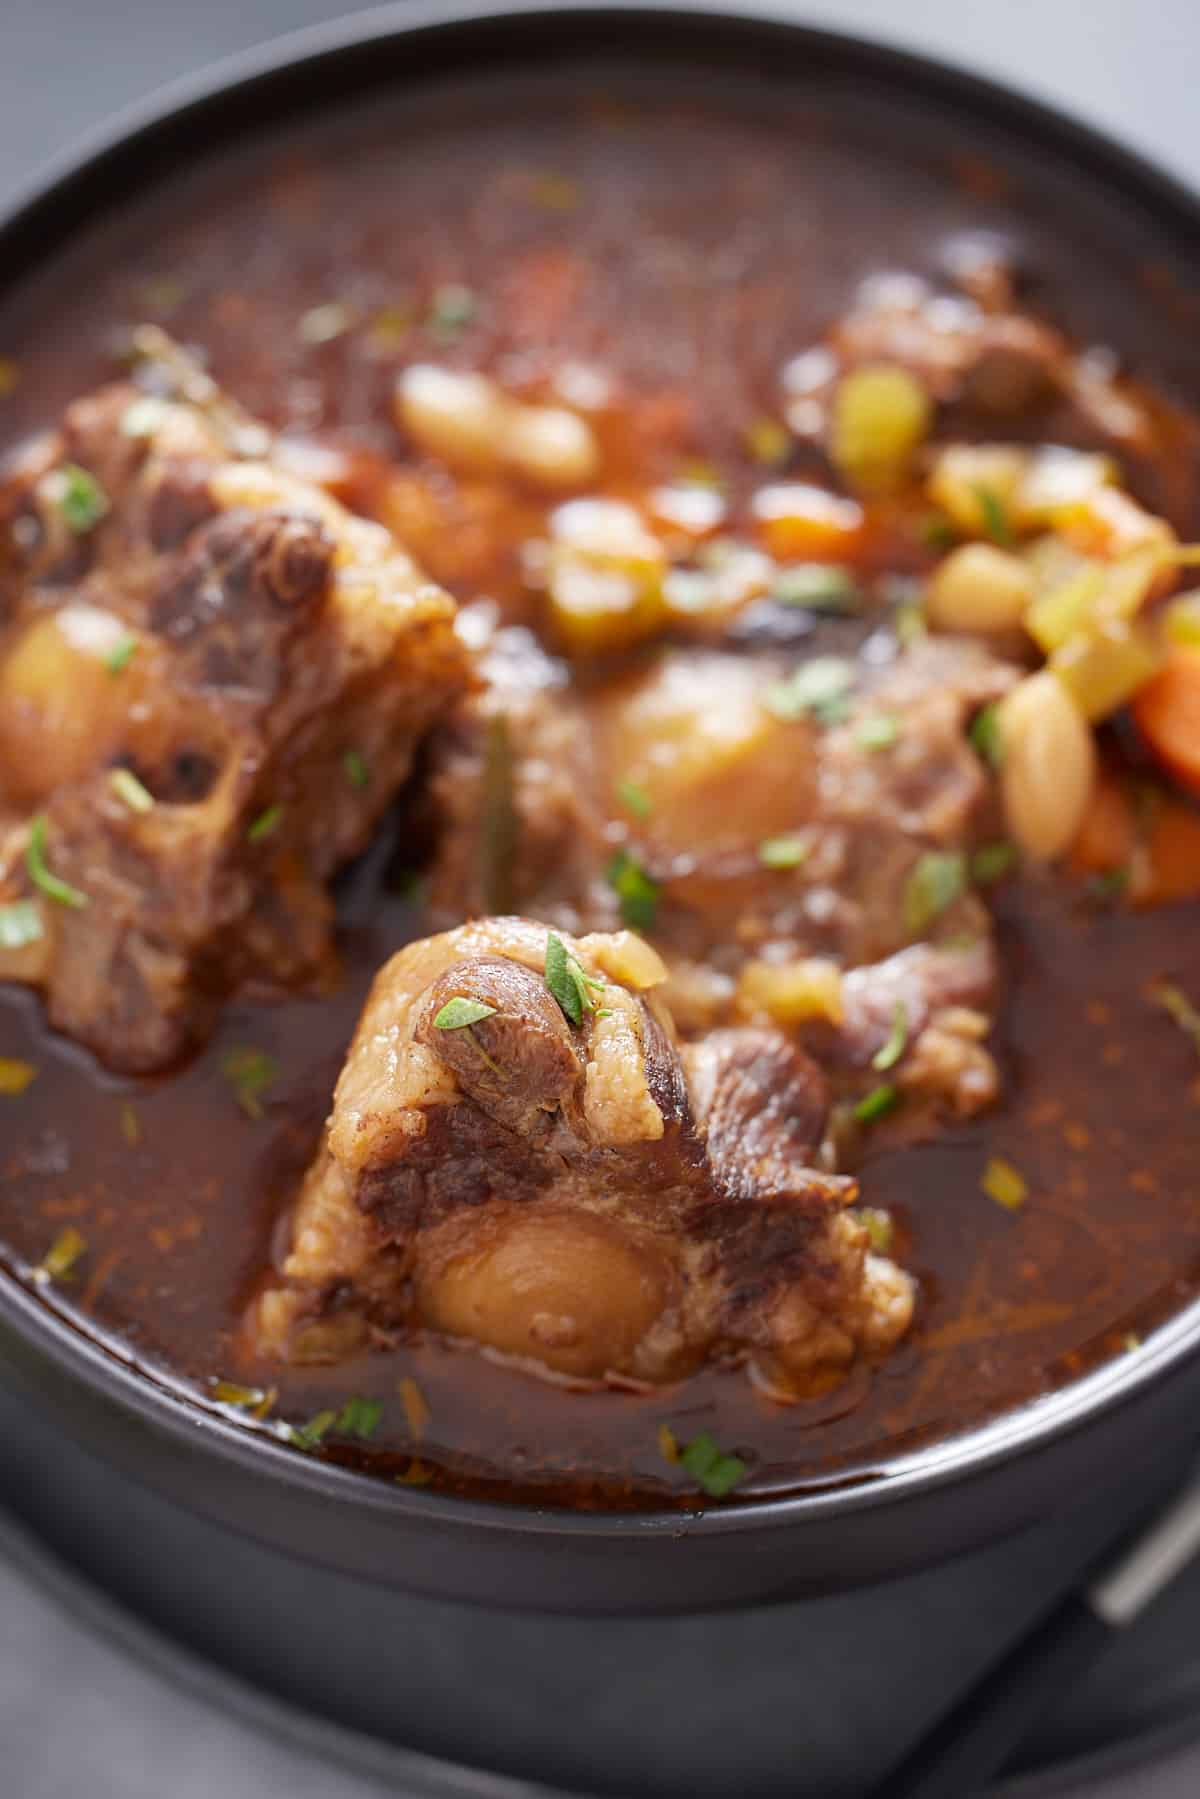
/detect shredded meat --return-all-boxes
[0,358,468,1069]
[253,917,913,1393]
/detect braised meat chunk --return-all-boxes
[0,364,468,1069]
[254,917,913,1395]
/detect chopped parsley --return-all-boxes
[49,463,109,535]
[853,1083,900,1125]
[433,996,499,1031]
[975,484,1014,546]
[969,703,1005,769]
[0,900,43,950]
[343,750,370,791]
[971,841,1017,885]
[758,833,810,870]
[856,712,901,752]
[427,283,477,341]
[0,1057,37,1096]
[771,563,862,613]
[893,599,928,647]
[336,1395,383,1440]
[677,1430,748,1499]
[765,655,856,725]
[109,768,154,814]
[982,1155,1027,1212]
[919,512,959,551]
[37,1225,86,1283]
[1086,866,1131,906]
[616,779,652,820]
[247,803,284,844]
[27,815,88,910]
[605,849,660,931]
[903,850,967,934]
[1150,981,1200,1058]
[106,633,138,676]
[544,931,603,1028]
[871,1002,909,1072]
[221,1047,279,1120]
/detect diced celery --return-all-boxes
[1051,620,1162,722]
[1025,563,1106,654]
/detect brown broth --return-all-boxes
[1,68,1198,1504]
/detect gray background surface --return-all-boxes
[3,2,1200,1796]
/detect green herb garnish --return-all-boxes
[975,485,1014,546]
[27,815,88,910]
[0,900,43,950]
[971,841,1017,885]
[856,713,901,752]
[677,1430,748,1499]
[894,600,928,647]
[51,463,109,535]
[758,834,810,870]
[969,702,1004,769]
[427,283,477,340]
[433,997,499,1031]
[37,1225,87,1283]
[109,768,154,814]
[343,750,370,791]
[616,779,652,820]
[288,1409,338,1451]
[919,513,958,551]
[221,1047,279,1120]
[857,1207,895,1255]
[903,850,967,935]
[853,1083,900,1125]
[544,931,603,1028]
[1086,866,1131,906]
[336,1395,384,1440]
[744,417,792,466]
[765,655,856,725]
[871,1002,909,1072]
[771,563,861,613]
[247,804,284,844]
[605,849,660,931]
[106,633,138,676]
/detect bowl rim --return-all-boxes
[3,0,1200,1544]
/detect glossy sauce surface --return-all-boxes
[1,67,1198,1502]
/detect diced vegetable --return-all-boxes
[1165,592,1200,647]
[546,498,666,657]
[927,445,1026,539]
[856,713,901,751]
[969,703,1004,768]
[743,417,791,466]
[0,1057,37,1096]
[926,543,1034,634]
[0,900,43,950]
[758,833,810,869]
[1137,801,1200,906]
[1057,486,1175,562]
[771,563,862,613]
[1050,620,1162,722]
[982,1156,1027,1211]
[765,656,855,724]
[737,957,844,1026]
[751,482,864,561]
[247,804,284,843]
[109,768,155,814]
[971,841,1017,885]
[829,365,931,490]
[1134,647,1200,796]
[27,815,88,909]
[1025,564,1107,655]
[399,1376,431,1441]
[677,1430,748,1498]
[999,671,1097,860]
[221,1047,279,1119]
[1016,447,1115,523]
[857,1207,894,1254]
[37,1225,87,1280]
[872,1002,909,1071]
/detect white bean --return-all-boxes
[999,670,1096,860]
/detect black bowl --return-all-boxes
[3,0,1200,1619]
